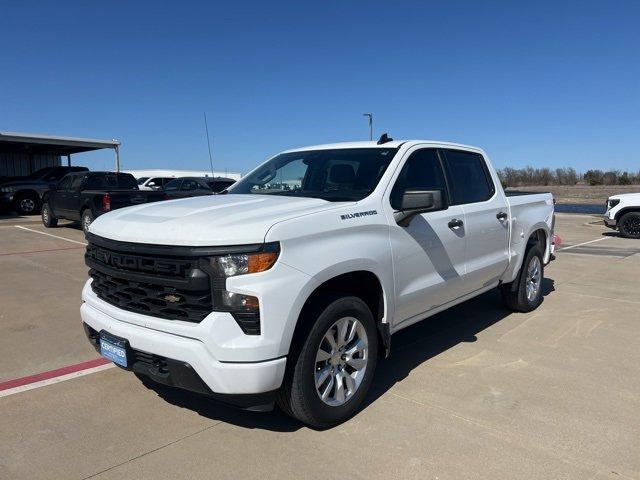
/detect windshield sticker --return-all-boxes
[340,210,378,220]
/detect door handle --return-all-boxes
[448,218,464,229]
[496,212,508,221]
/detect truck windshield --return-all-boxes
[228,148,398,201]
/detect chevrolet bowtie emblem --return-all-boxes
[163,294,182,303]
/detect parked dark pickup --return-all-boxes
[41,171,165,232]
[0,166,89,215]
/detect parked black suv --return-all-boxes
[162,176,236,199]
[41,171,165,232]
[0,166,89,214]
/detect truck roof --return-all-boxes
[282,139,484,153]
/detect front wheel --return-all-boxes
[277,295,378,428]
[501,243,544,312]
[618,212,640,239]
[14,192,40,215]
[81,209,94,233]
[41,203,58,228]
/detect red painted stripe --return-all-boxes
[0,357,110,391]
[0,245,85,256]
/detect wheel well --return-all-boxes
[290,271,386,357]
[616,207,640,221]
[528,228,547,248]
[13,189,39,201]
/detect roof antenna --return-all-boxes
[203,112,214,177]
[377,133,393,145]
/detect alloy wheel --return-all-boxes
[20,198,36,213]
[314,316,369,407]
[526,256,541,302]
[622,216,640,236]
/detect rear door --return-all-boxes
[441,149,509,293]
[388,147,468,326]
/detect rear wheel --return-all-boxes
[81,209,94,233]
[618,212,640,239]
[41,203,58,228]
[14,192,40,215]
[501,243,544,312]
[277,295,378,428]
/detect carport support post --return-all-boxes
[114,145,120,172]
[66,154,71,166]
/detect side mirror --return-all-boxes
[394,189,447,226]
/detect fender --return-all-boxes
[502,221,550,284]
[279,261,393,359]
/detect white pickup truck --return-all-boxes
[81,137,555,427]
[604,193,640,238]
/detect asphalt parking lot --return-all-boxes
[1,214,638,480]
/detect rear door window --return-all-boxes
[441,149,494,205]
[86,176,107,189]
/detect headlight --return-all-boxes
[208,249,278,277]
[0,186,15,193]
[608,199,620,209]
[202,242,280,335]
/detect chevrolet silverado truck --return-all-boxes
[81,138,555,427]
[604,193,640,238]
[41,171,164,232]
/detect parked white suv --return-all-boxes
[81,138,555,427]
[604,193,640,238]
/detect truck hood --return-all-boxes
[609,192,640,201]
[88,194,345,246]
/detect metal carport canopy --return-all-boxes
[0,131,121,170]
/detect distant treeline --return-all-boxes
[497,167,640,187]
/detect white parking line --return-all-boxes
[557,237,609,252]
[14,225,87,245]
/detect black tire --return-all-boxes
[618,211,640,239]
[277,295,378,428]
[14,192,40,215]
[501,243,545,312]
[41,203,58,228]
[81,209,94,233]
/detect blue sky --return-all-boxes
[1,1,638,173]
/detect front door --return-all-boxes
[388,147,468,327]
[52,175,73,217]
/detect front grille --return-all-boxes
[86,240,213,323]
[86,243,193,277]
[89,269,212,322]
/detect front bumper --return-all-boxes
[0,192,13,210]
[80,299,287,396]
[604,216,617,229]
